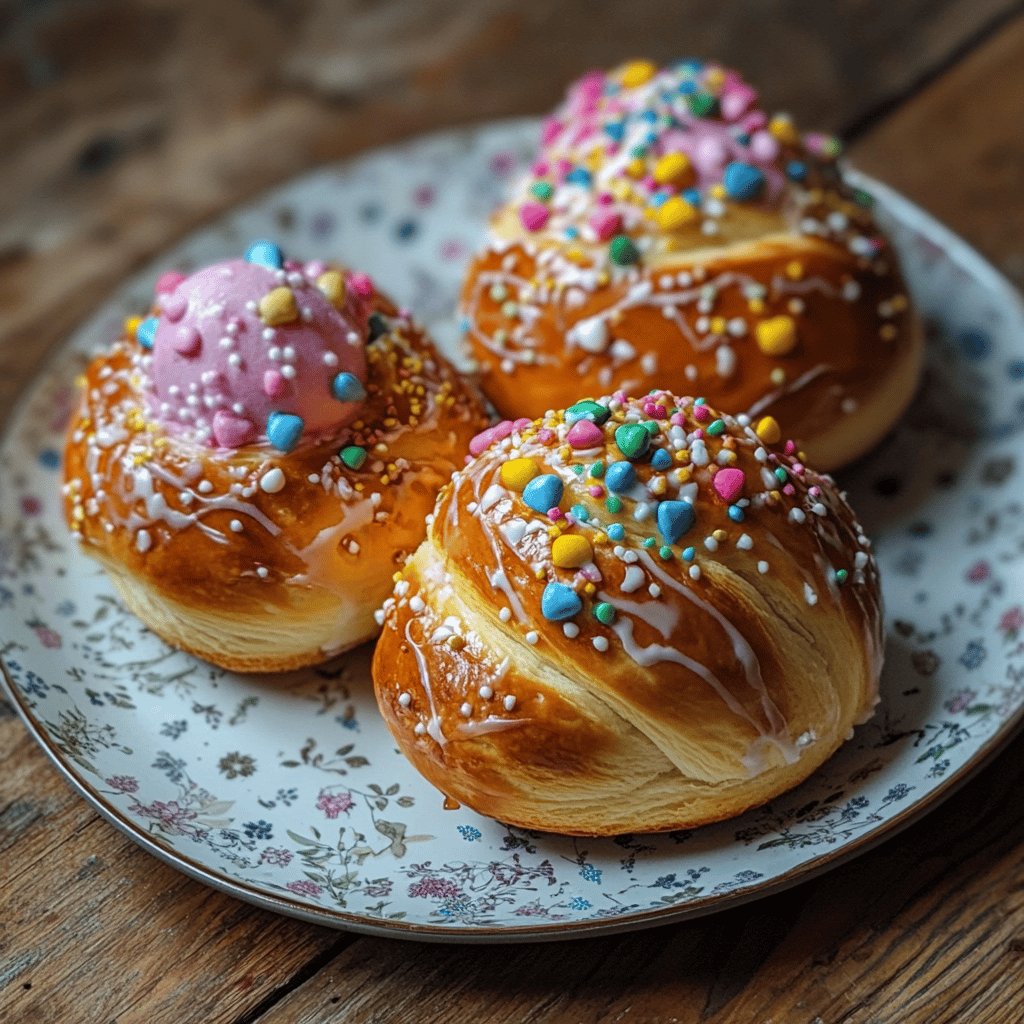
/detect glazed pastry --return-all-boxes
[64,242,487,671]
[373,392,883,834]
[460,59,922,470]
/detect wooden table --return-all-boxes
[2,4,1023,1021]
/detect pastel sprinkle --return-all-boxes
[211,411,256,449]
[723,161,766,201]
[713,467,746,503]
[590,209,622,242]
[755,316,798,356]
[522,474,564,514]
[566,400,611,425]
[340,445,367,470]
[605,460,637,492]
[607,523,625,541]
[609,234,640,266]
[266,412,304,453]
[501,457,540,491]
[614,423,651,459]
[259,467,286,494]
[552,534,592,568]
[755,416,782,443]
[258,287,299,327]
[332,372,367,403]
[245,240,285,269]
[593,602,616,625]
[519,201,551,231]
[541,582,582,621]
[605,495,623,514]
[706,419,726,436]
[650,448,672,470]
[567,419,604,449]
[136,317,158,350]
[656,500,696,545]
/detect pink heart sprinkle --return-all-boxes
[155,271,186,296]
[713,467,746,504]
[162,294,188,323]
[212,411,256,449]
[469,418,532,457]
[567,419,604,449]
[519,201,551,232]
[693,405,711,422]
[589,209,621,242]
[263,370,286,398]
[172,326,201,356]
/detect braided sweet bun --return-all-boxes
[372,391,883,835]
[460,59,922,471]
[63,243,487,672]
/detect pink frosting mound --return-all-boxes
[147,256,371,449]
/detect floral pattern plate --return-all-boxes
[2,120,1023,942]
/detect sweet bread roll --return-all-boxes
[372,391,883,834]
[63,243,487,671]
[460,59,922,470]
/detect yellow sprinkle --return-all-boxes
[713,529,728,542]
[710,316,727,335]
[755,416,782,444]
[785,261,804,280]
[534,566,546,580]
[748,298,766,315]
[656,196,699,231]
[755,315,798,356]
[316,270,346,308]
[500,458,538,491]
[625,158,647,179]
[769,114,799,146]
[594,532,609,545]
[709,183,727,200]
[583,582,597,596]
[880,324,898,341]
[653,152,693,187]
[619,59,658,88]
[704,67,726,89]
[259,287,299,327]
[648,475,667,496]
[552,534,593,569]
[124,315,142,339]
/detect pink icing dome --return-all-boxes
[146,254,371,449]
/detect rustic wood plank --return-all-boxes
[851,12,1024,285]
[247,736,1024,1024]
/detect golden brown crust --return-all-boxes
[63,286,488,671]
[372,392,883,834]
[459,59,922,471]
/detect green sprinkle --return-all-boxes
[529,181,553,201]
[835,568,849,585]
[572,464,585,475]
[614,423,651,460]
[687,92,719,118]
[593,602,616,625]
[340,445,367,470]
[774,467,789,484]
[605,495,623,514]
[659,545,673,560]
[707,419,726,436]
[566,400,611,425]
[643,537,656,548]
[609,234,640,266]
[588,461,605,479]
[642,420,660,436]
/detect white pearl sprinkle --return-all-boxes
[498,607,511,622]
[256,566,269,579]
[260,467,286,494]
[503,695,517,711]
[459,702,472,718]
[592,636,609,652]
[525,631,539,645]
[478,685,493,700]
[398,692,412,707]
[562,622,580,638]
[280,365,296,379]
[229,519,244,533]
[758,560,770,574]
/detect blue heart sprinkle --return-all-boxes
[565,168,592,187]
[522,474,564,514]
[266,412,304,453]
[604,122,626,142]
[651,448,672,470]
[332,372,366,403]
[657,500,696,545]
[723,161,766,201]
[604,461,637,494]
[136,316,159,350]
[245,240,284,270]
[786,160,807,182]
[541,582,582,622]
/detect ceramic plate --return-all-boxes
[3,120,1023,942]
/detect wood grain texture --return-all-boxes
[1,4,1023,1023]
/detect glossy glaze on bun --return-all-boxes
[460,59,922,470]
[63,244,488,671]
[372,391,883,834]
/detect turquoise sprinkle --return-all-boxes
[571,503,590,522]
[643,537,656,548]
[607,523,625,542]
[728,505,745,522]
[707,419,726,436]
[659,546,673,560]
[682,546,696,561]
